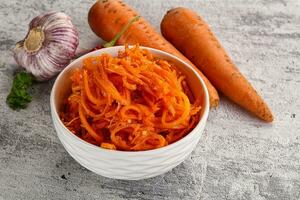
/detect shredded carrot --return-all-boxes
[78,105,103,144]
[101,142,117,150]
[60,45,202,151]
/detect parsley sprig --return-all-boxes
[6,72,33,110]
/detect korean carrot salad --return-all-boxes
[60,45,202,151]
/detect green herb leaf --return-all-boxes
[6,72,33,110]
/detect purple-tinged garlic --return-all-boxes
[13,12,79,81]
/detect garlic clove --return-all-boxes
[13,12,79,81]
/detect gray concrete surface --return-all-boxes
[1,0,300,199]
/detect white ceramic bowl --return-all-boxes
[50,46,209,180]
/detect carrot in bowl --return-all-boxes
[161,7,273,122]
[60,45,202,151]
[88,0,219,107]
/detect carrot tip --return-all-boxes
[210,98,219,108]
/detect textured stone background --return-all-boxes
[0,0,300,199]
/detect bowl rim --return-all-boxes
[50,45,209,155]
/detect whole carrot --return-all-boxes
[161,7,273,122]
[88,0,219,107]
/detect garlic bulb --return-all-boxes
[13,12,79,81]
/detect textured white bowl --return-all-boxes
[50,46,209,180]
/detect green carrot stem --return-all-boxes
[103,15,140,48]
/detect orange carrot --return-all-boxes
[88,0,219,107]
[161,7,273,122]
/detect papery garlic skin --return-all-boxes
[14,12,79,81]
